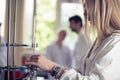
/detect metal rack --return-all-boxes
[0,0,38,80]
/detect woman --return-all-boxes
[46,29,72,68]
[24,0,120,80]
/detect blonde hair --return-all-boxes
[83,0,120,41]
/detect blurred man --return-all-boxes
[69,15,90,71]
[0,23,7,67]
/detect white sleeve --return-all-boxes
[60,69,83,80]
[66,47,72,68]
[60,40,120,80]
[45,46,53,60]
[61,69,103,80]
[0,38,7,67]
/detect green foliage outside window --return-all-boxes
[35,0,56,50]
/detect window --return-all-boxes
[35,0,56,50]
[0,0,6,37]
[60,3,84,50]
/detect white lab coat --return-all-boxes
[46,42,72,68]
[73,29,90,69]
[61,32,120,80]
[0,37,7,67]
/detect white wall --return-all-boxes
[22,0,34,45]
[0,0,6,37]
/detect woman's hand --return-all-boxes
[23,55,57,72]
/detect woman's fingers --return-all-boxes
[29,58,38,62]
[30,55,40,58]
[30,55,41,62]
[23,54,56,72]
[25,61,38,67]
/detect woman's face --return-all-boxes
[84,1,96,25]
[83,2,90,21]
[58,31,66,41]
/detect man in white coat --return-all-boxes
[69,15,90,70]
[0,23,7,67]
